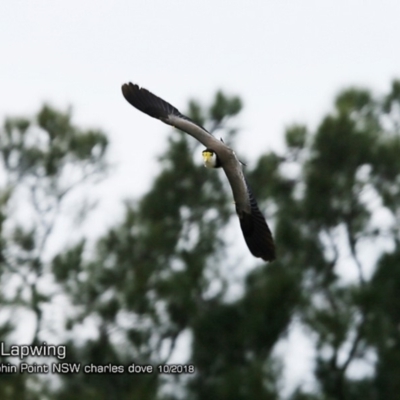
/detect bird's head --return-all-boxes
[202,149,221,168]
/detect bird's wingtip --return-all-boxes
[239,208,275,262]
[121,82,138,97]
[121,82,178,121]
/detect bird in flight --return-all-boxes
[121,83,275,262]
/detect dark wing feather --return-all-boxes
[238,181,275,262]
[122,83,208,132]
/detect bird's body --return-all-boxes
[122,83,275,261]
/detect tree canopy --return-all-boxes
[0,81,400,399]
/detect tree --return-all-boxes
[0,105,108,398]
[1,81,400,400]
[275,81,400,400]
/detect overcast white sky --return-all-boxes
[1,0,400,393]
[2,0,400,215]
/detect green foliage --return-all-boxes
[0,104,108,396]
[1,105,107,180]
[1,81,400,400]
[382,79,400,113]
[53,240,86,281]
[335,88,373,115]
[285,124,308,151]
[252,81,400,400]
[210,90,242,124]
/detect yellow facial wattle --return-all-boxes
[202,151,213,162]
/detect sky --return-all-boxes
[2,0,400,394]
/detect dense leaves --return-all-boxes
[1,81,400,399]
[0,104,108,397]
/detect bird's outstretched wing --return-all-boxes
[122,83,218,149]
[122,82,275,261]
